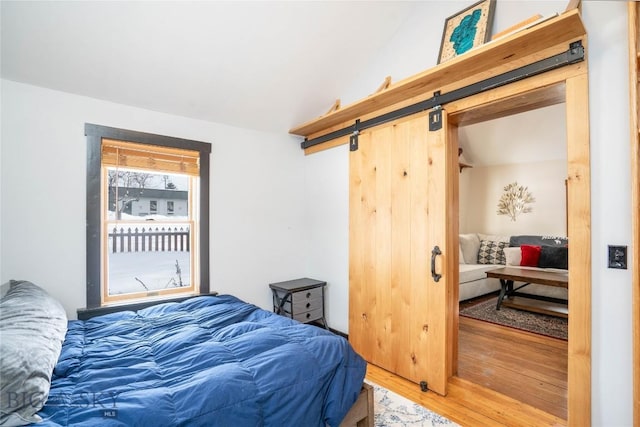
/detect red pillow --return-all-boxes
[520,245,542,266]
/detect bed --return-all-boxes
[0,281,368,426]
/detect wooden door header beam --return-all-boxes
[299,42,584,150]
[289,9,586,140]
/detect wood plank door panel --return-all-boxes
[349,111,450,395]
[425,110,450,394]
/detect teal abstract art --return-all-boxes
[450,9,482,55]
[438,0,495,64]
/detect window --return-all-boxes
[85,124,211,308]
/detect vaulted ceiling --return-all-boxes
[2,1,567,166]
[1,1,418,133]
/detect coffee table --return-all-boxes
[485,267,569,318]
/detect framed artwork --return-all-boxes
[438,0,496,64]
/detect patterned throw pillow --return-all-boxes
[477,240,507,265]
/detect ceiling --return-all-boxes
[1,1,418,134]
[458,103,567,167]
[2,1,568,166]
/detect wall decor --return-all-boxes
[438,0,496,64]
[497,181,535,221]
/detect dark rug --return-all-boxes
[459,297,568,340]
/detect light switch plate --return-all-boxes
[608,245,627,269]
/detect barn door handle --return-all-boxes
[431,246,442,282]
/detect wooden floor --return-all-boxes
[458,315,568,419]
[365,316,568,426]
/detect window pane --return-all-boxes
[110,253,190,294]
[106,168,189,220]
[105,167,194,298]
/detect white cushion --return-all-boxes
[459,234,480,264]
[503,247,522,266]
[459,245,465,264]
[459,263,501,283]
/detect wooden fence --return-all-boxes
[108,226,190,253]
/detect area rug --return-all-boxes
[367,381,458,427]
[459,297,568,340]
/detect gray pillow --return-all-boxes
[0,281,67,426]
[538,246,569,270]
[509,235,568,247]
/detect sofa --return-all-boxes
[458,233,569,302]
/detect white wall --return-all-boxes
[303,2,633,424]
[583,3,633,425]
[457,102,568,237]
[0,79,307,319]
[302,144,350,332]
[460,160,568,236]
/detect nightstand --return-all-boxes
[269,278,328,329]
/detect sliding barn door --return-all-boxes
[349,110,453,395]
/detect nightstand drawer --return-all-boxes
[291,287,322,303]
[293,308,323,323]
[281,298,322,315]
[281,289,322,313]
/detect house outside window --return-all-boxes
[105,169,193,300]
[85,124,211,308]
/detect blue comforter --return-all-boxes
[36,295,366,426]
